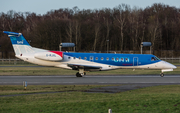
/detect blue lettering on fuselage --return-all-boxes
[113,57,130,62]
[63,52,160,66]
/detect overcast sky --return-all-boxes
[1,0,180,15]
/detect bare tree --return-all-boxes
[128,7,140,50]
[148,17,161,51]
[93,10,101,51]
[138,13,146,47]
[93,23,101,51]
[113,4,130,52]
[0,13,6,31]
[73,20,81,51]
[66,21,73,43]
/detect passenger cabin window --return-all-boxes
[111,57,114,61]
[84,57,87,60]
[90,57,93,60]
[68,57,71,59]
[95,57,98,60]
[79,57,81,59]
[106,57,109,61]
[101,57,104,60]
[125,58,128,61]
[120,58,124,62]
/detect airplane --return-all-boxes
[3,31,177,77]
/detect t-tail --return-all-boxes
[3,31,62,65]
[3,31,34,56]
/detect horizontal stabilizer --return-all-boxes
[3,31,21,36]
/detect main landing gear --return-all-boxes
[76,69,86,77]
[160,73,164,77]
[76,72,86,77]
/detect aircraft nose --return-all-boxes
[161,61,177,69]
[172,64,177,69]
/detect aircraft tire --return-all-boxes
[76,72,83,77]
[160,73,164,77]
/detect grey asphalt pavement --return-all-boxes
[1,75,180,97]
[0,75,180,85]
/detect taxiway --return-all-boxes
[0,75,180,85]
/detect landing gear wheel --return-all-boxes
[160,73,164,77]
[76,72,83,77]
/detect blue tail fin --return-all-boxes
[3,31,33,55]
[3,31,30,46]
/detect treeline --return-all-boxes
[0,3,180,56]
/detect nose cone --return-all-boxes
[159,61,177,69]
[172,64,177,69]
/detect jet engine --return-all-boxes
[34,51,63,61]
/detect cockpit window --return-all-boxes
[151,56,160,61]
[151,57,155,61]
[155,56,160,60]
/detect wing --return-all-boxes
[67,63,102,70]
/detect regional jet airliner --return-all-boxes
[3,31,176,77]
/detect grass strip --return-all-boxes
[0,85,110,95]
[0,65,179,75]
[0,85,180,112]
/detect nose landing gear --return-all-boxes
[160,73,164,77]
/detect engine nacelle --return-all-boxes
[34,51,63,61]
